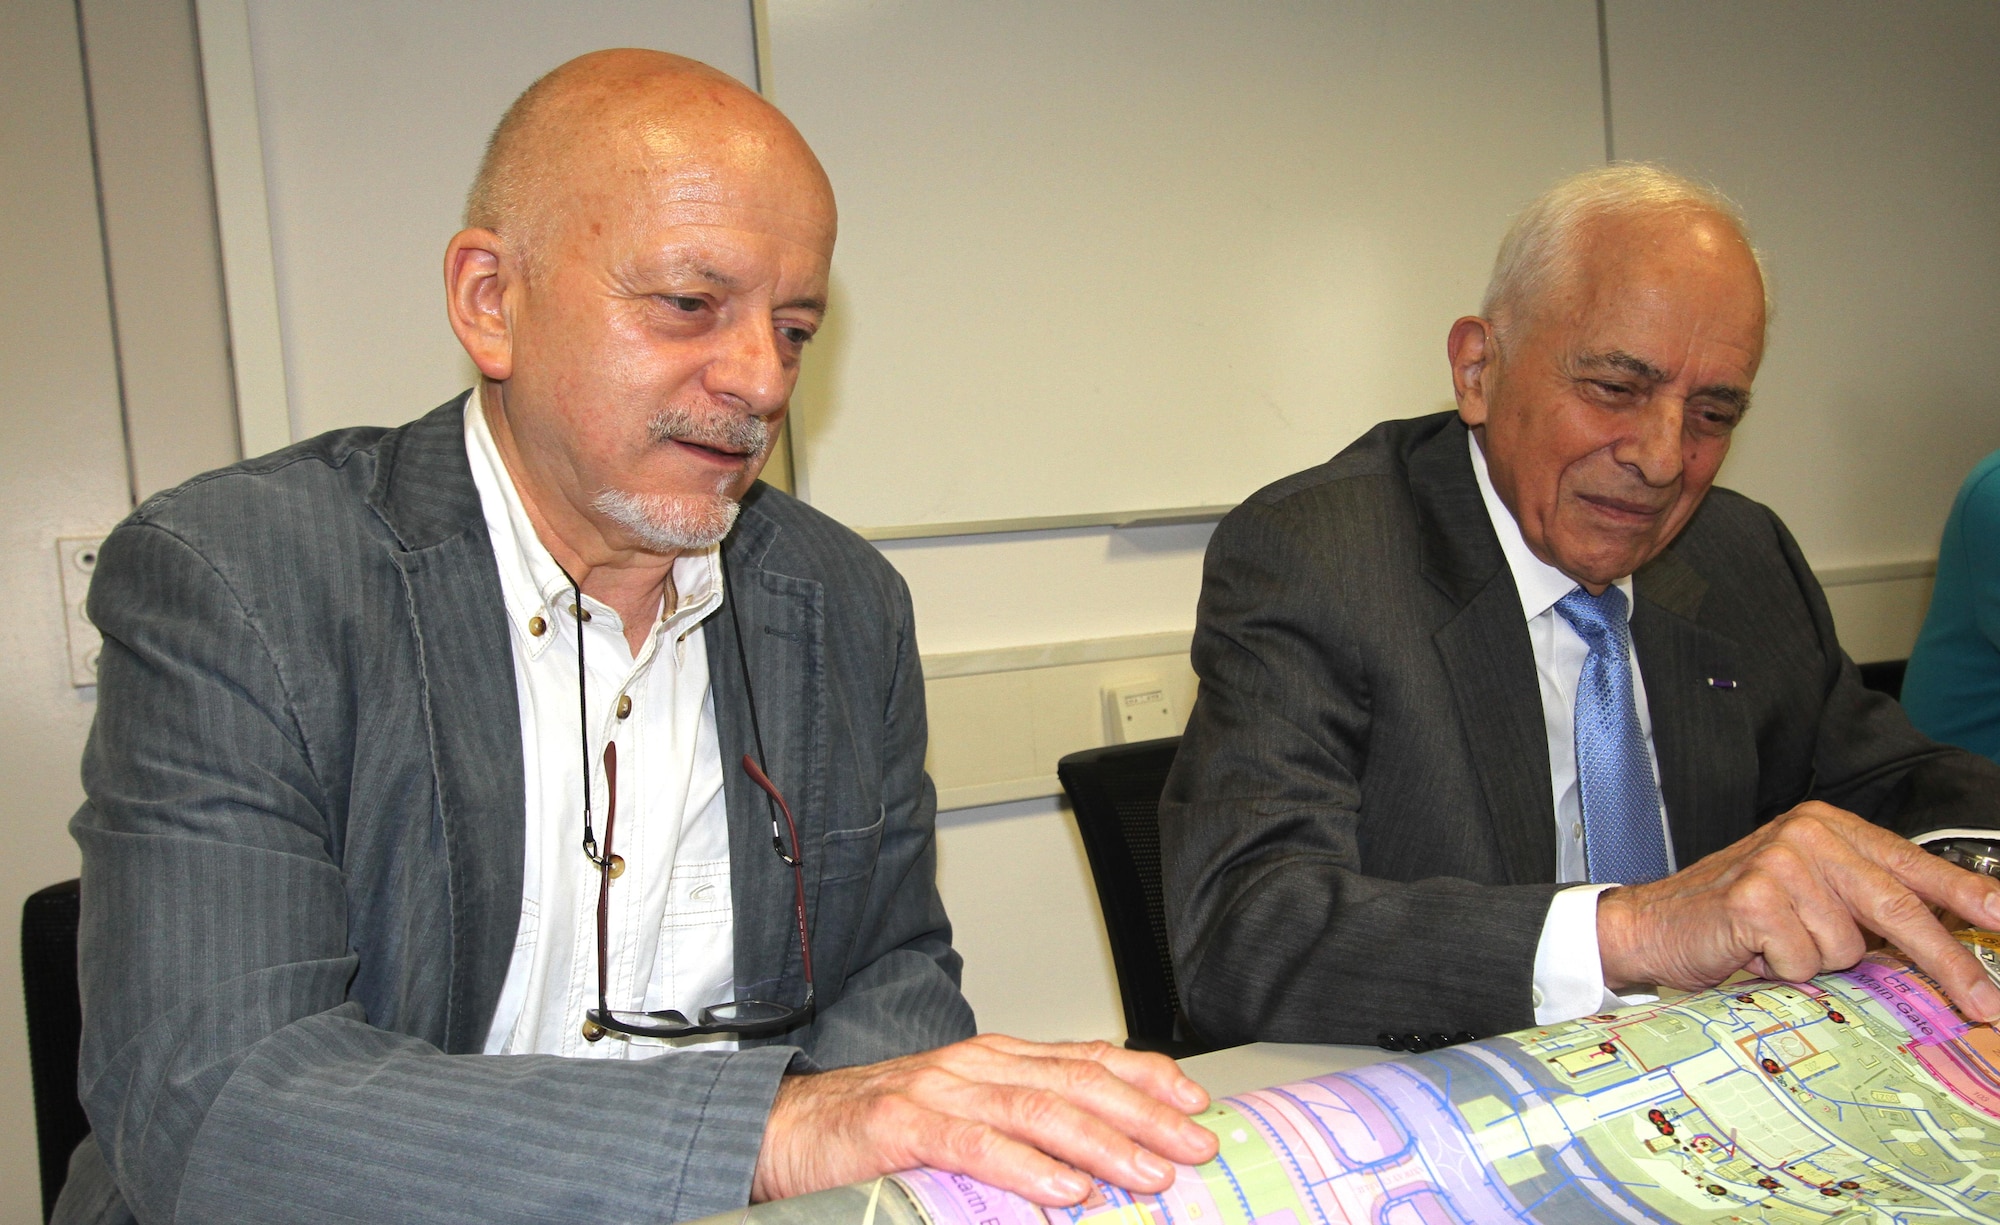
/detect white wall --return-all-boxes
[230,0,759,442]
[2,3,241,1217]
[1,6,143,1218]
[765,0,1604,532]
[937,800,1125,1042]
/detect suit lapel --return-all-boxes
[370,396,525,1053]
[1412,421,1557,884]
[707,491,826,1009]
[1633,548,1757,865]
[1432,576,1559,884]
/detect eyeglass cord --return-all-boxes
[724,564,798,867]
[558,567,611,871]
[562,558,790,869]
[572,544,816,1037]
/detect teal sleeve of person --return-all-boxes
[1904,448,2000,762]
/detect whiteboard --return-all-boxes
[765,1,1605,531]
[229,0,758,442]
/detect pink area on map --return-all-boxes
[894,1157,1234,1225]
[892,1063,1509,1225]
[893,1168,1053,1225]
[1837,961,1969,1046]
[1232,1076,1410,1170]
[1910,1039,2000,1121]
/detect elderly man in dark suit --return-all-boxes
[64,49,1215,1225]
[1161,164,2000,1049]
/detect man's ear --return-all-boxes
[1446,315,1496,428]
[445,229,515,381]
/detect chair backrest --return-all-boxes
[1057,737,1209,1057]
[1858,658,1908,701]
[22,879,88,1223]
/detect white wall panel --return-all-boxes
[0,2,140,1214]
[234,0,757,442]
[768,0,1604,531]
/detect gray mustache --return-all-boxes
[646,406,769,457]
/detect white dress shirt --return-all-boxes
[1467,431,1675,1024]
[465,394,739,1058]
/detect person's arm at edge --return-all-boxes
[1972,462,2000,655]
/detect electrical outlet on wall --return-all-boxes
[1104,677,1177,744]
[57,536,105,688]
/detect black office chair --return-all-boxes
[22,879,88,1223]
[1057,737,1211,1058]
[1858,658,1908,701]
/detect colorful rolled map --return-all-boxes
[695,931,2000,1225]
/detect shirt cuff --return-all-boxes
[1532,884,1658,1025]
[1911,828,2000,844]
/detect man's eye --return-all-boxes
[662,295,706,313]
[1691,406,1742,435]
[778,326,815,347]
[1591,380,1633,397]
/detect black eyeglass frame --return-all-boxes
[563,566,817,1043]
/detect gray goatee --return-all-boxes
[592,405,770,552]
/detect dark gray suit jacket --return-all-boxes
[1160,412,2000,1047]
[60,397,973,1224]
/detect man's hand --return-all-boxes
[1597,801,2000,1019]
[751,1034,1219,1206]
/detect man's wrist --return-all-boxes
[1531,884,1620,1024]
[1596,886,1651,995]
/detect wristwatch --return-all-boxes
[1926,837,2000,880]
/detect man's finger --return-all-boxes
[1911,855,2000,931]
[1822,853,2000,1022]
[928,1080,1181,1198]
[969,1035,1210,1114]
[1888,922,2000,1023]
[939,1043,1216,1166]
[1826,817,2000,929]
[912,1110,1095,1206]
[1781,863,1871,973]
[1736,868,1830,983]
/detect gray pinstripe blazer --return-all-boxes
[59,396,973,1224]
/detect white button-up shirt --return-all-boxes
[1468,430,1674,1024]
[466,394,738,1058]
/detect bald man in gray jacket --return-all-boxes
[64,49,1213,1225]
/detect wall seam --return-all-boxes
[70,0,139,509]
[1596,0,1615,162]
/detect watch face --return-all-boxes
[1930,838,2000,880]
[1960,929,2000,989]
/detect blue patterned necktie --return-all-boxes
[1554,585,1672,885]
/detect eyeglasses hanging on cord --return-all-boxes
[557,565,814,1043]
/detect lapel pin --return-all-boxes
[1707,677,1738,689]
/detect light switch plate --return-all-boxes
[1105,677,1177,744]
[57,536,105,687]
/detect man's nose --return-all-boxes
[705,315,789,416]
[1621,397,1687,487]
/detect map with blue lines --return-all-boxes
[892,930,2000,1225]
